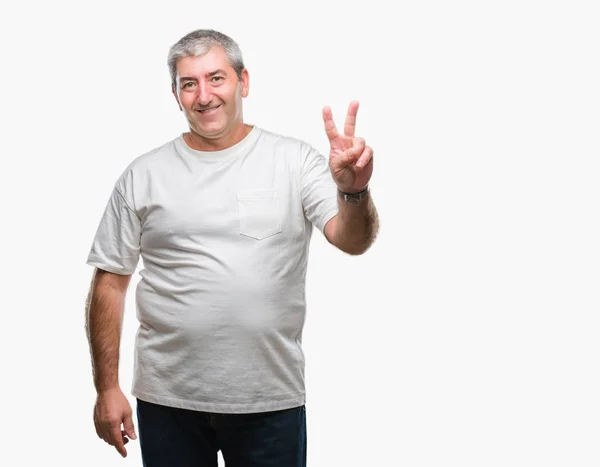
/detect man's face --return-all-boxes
[173,47,249,140]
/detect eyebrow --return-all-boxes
[179,69,228,82]
[208,69,227,77]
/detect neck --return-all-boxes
[185,123,252,151]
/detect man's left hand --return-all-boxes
[322,100,374,193]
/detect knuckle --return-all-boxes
[107,416,121,425]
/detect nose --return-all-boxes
[195,83,213,106]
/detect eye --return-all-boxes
[181,82,196,89]
[211,76,224,83]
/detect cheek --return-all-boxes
[178,93,195,109]
[219,86,239,103]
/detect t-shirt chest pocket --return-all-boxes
[237,189,282,240]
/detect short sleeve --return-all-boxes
[301,145,339,234]
[86,181,141,275]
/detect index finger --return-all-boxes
[344,100,360,137]
[110,426,127,457]
[322,106,339,142]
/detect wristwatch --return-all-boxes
[337,186,370,205]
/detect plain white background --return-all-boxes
[1,0,599,465]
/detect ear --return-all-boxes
[172,86,183,111]
[240,68,250,98]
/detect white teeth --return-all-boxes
[199,106,219,113]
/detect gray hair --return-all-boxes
[167,29,245,88]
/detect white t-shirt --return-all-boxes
[86,126,339,413]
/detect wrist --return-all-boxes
[337,186,370,205]
[337,185,369,195]
[94,379,120,394]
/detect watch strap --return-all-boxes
[337,186,370,204]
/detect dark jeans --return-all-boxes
[136,398,307,467]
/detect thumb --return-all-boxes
[346,148,359,164]
[330,149,351,170]
[123,412,137,440]
[346,145,363,163]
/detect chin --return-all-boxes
[192,123,226,138]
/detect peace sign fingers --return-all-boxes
[344,100,359,138]
[323,101,360,144]
[322,106,340,143]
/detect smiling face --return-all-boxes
[173,46,249,150]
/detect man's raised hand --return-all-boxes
[322,100,374,193]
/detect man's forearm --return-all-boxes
[85,270,128,392]
[330,192,379,255]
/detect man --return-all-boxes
[85,29,379,466]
